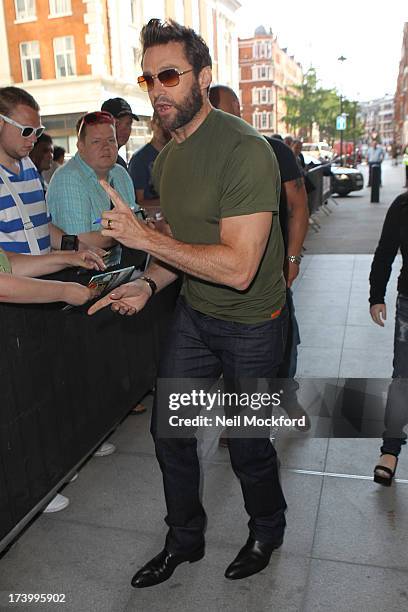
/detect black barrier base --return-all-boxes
[0,265,179,553]
[370,164,381,203]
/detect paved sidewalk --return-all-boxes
[1,161,407,612]
[296,157,405,379]
[304,160,407,254]
[293,253,399,379]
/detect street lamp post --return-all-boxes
[338,55,347,164]
[352,100,358,167]
[340,93,344,163]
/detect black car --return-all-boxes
[330,165,364,196]
[303,154,364,196]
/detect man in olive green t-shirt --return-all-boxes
[89,19,288,588]
[152,108,286,323]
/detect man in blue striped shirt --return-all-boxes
[0,86,112,514]
[0,87,65,255]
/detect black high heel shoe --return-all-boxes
[374,454,399,487]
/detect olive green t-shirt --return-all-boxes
[152,109,285,324]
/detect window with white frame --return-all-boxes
[253,41,272,59]
[53,36,76,78]
[49,0,71,16]
[175,0,185,24]
[261,112,268,128]
[130,0,137,24]
[132,47,139,74]
[144,0,165,22]
[191,0,200,32]
[224,32,231,67]
[15,0,36,20]
[259,65,270,79]
[252,87,273,105]
[253,64,271,81]
[206,7,215,59]
[252,111,273,131]
[20,41,41,81]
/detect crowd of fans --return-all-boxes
[0,16,407,588]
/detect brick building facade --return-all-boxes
[239,25,302,136]
[0,0,241,157]
[359,94,394,146]
[394,22,408,148]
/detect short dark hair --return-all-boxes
[53,146,65,161]
[0,86,39,116]
[140,19,212,77]
[35,133,53,146]
[208,85,239,108]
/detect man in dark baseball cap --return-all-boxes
[101,97,139,169]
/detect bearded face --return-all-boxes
[154,78,203,132]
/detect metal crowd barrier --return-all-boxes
[306,163,335,231]
[0,259,179,554]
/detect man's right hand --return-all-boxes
[370,303,387,327]
[87,279,152,316]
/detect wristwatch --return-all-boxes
[139,276,157,296]
[287,255,302,265]
[61,234,79,251]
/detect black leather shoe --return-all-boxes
[225,537,282,580]
[131,546,204,588]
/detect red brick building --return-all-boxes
[0,0,241,156]
[394,22,408,148]
[239,25,302,136]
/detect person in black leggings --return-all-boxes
[369,191,408,485]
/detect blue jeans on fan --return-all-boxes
[150,296,288,555]
[381,294,408,456]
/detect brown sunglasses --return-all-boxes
[137,68,193,92]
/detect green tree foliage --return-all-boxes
[283,68,363,143]
[342,99,365,142]
[315,88,340,143]
[283,68,319,139]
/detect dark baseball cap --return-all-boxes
[101,98,139,120]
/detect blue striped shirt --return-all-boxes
[0,157,51,254]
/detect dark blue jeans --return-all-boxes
[151,296,288,554]
[381,294,408,456]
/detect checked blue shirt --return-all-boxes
[46,152,136,233]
